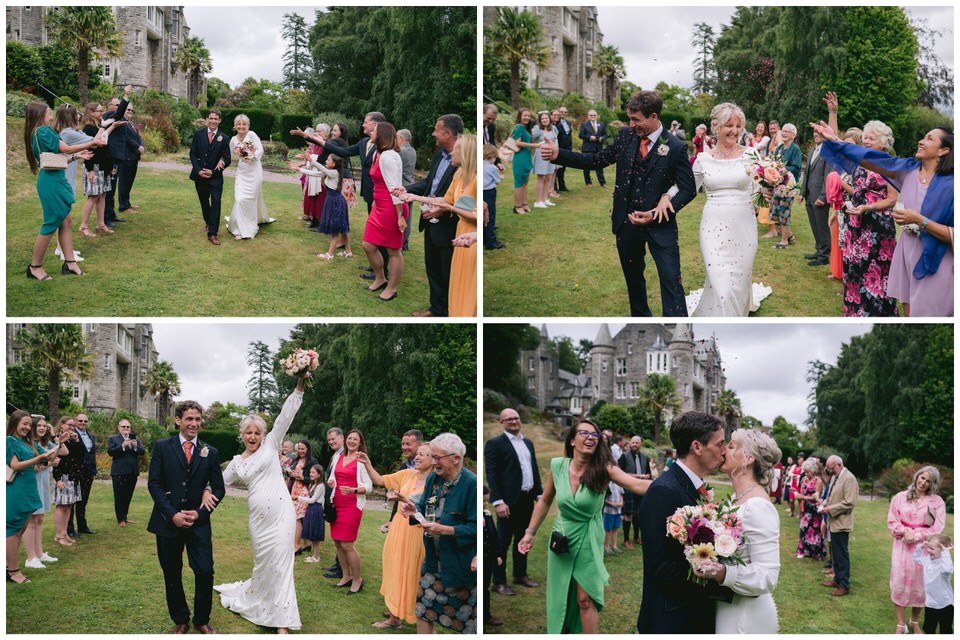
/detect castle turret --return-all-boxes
[590,324,615,406]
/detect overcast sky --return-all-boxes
[540,322,881,428]
[151,323,296,408]
[598,5,954,110]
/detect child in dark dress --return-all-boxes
[483,484,504,626]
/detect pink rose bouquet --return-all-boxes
[746,156,797,207]
[281,348,319,385]
[235,140,256,160]
[665,493,746,585]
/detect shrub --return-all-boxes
[878,459,954,503]
[171,98,201,146]
[216,108,275,142]
[261,140,289,162]
[6,40,43,92]
[483,388,509,413]
[278,112,314,148]
[312,112,359,144]
[195,429,243,459]
[6,90,39,117]
[140,127,167,155]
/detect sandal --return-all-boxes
[895,624,908,634]
[26,264,52,281]
[6,568,30,584]
[96,225,114,235]
[787,234,796,245]
[336,251,353,258]
[774,243,788,249]
[372,620,402,629]
[55,536,74,546]
[79,226,97,237]
[61,260,85,276]
[910,621,923,634]
[316,252,334,260]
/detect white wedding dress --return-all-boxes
[686,148,772,316]
[715,496,780,634]
[226,131,270,239]
[214,389,302,630]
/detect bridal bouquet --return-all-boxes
[746,156,797,207]
[235,140,256,160]
[281,348,319,381]
[666,494,746,584]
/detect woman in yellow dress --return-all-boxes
[401,134,477,316]
[356,443,433,628]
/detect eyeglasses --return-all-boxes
[431,453,455,462]
[76,420,88,424]
[93,108,103,113]
[576,430,600,440]
[501,417,521,423]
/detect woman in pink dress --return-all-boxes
[362,122,409,302]
[328,428,372,594]
[887,466,946,634]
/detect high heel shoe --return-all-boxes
[347,580,364,595]
[26,264,51,281]
[6,568,30,584]
[79,226,97,237]
[332,580,351,588]
[95,225,114,235]
[62,260,85,276]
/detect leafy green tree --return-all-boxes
[628,403,655,440]
[483,324,538,400]
[145,360,181,427]
[174,35,213,108]
[281,12,312,90]
[554,336,582,374]
[690,22,717,94]
[6,40,43,92]
[713,389,741,440]
[246,341,278,414]
[206,77,230,108]
[18,324,93,423]
[911,17,954,110]
[805,359,830,428]
[486,7,550,111]
[5,362,67,416]
[593,44,625,109]
[592,403,631,435]
[45,6,122,105]
[619,80,642,107]
[638,373,681,445]
[740,415,763,430]
[770,415,803,461]
[36,43,99,103]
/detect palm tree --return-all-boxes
[45,6,124,105]
[174,35,213,108]
[18,324,93,424]
[488,7,550,111]
[714,389,742,440]
[145,360,181,426]
[593,44,625,109]
[638,374,682,445]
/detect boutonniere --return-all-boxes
[216,135,223,143]
[657,136,670,156]
[428,495,438,506]
[199,445,210,458]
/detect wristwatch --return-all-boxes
[920,216,930,230]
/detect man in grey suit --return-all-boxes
[800,129,830,266]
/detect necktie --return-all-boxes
[697,484,709,498]
[640,137,651,158]
[484,126,490,144]
[208,130,214,144]
[183,441,193,464]
[593,121,597,134]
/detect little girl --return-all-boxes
[482,143,503,250]
[603,481,623,555]
[297,463,326,563]
[301,155,351,259]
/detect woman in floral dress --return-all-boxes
[795,458,825,560]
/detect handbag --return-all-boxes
[924,506,937,528]
[549,512,569,554]
[323,501,337,523]
[6,465,17,484]
[34,131,68,171]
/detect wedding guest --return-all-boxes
[51,416,83,545]
[788,453,805,517]
[511,108,539,214]
[618,436,651,548]
[71,413,98,536]
[77,102,121,238]
[362,122,409,302]
[483,484,504,627]
[691,123,712,164]
[814,120,954,316]
[800,129,831,266]
[579,110,607,187]
[796,457,826,560]
[299,154,352,260]
[7,410,58,583]
[24,102,107,280]
[294,128,326,227]
[296,463,326,563]
[752,121,770,155]
[602,480,624,555]
[819,455,858,596]
[53,104,89,196]
[517,419,651,633]
[327,428,373,594]
[397,129,417,250]
[327,123,357,208]
[23,416,59,569]
[106,418,144,527]
[782,456,796,515]
[111,104,144,217]
[888,466,946,634]
[400,433,477,634]
[914,533,954,634]
[322,427,345,580]
[532,112,557,208]
[356,443,432,629]
[554,106,573,192]
[289,439,319,554]
[483,143,505,250]
[771,124,802,249]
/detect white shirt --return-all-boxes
[646,124,665,147]
[505,431,534,492]
[610,443,623,462]
[378,149,404,205]
[913,547,954,609]
[674,459,706,491]
[77,429,94,453]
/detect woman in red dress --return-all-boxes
[328,428,372,594]
[362,122,409,302]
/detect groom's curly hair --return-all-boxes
[669,412,721,457]
[175,400,204,419]
[625,91,662,118]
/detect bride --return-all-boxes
[673,102,772,315]
[213,377,306,633]
[226,114,270,240]
[694,428,782,634]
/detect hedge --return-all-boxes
[278,112,314,148]
[213,107,275,142]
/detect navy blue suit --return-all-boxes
[636,462,732,634]
[578,119,607,185]
[147,435,225,627]
[107,432,144,523]
[554,126,696,316]
[109,121,143,212]
[189,128,232,237]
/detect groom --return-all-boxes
[148,400,225,634]
[189,109,232,246]
[636,412,733,634]
[541,91,696,316]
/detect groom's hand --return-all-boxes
[494,503,511,518]
[172,511,195,528]
[540,140,559,161]
[628,210,654,225]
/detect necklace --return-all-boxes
[713,145,742,159]
[919,167,930,185]
[736,484,761,503]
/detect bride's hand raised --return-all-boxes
[651,194,674,223]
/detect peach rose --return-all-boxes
[763,166,782,184]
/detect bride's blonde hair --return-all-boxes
[731,429,781,487]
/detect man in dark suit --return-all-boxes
[107,417,145,526]
[482,104,504,172]
[617,435,651,548]
[100,85,133,227]
[542,91,698,316]
[554,106,573,192]
[70,413,98,536]
[148,400,225,634]
[111,104,144,216]
[578,109,607,186]
[636,412,732,634]
[484,408,542,595]
[395,114,464,317]
[800,129,830,266]
[189,109,232,246]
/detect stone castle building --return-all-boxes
[484,6,610,105]
[6,5,194,99]
[7,323,163,421]
[521,324,727,426]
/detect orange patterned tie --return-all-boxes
[640,137,651,159]
[698,484,709,498]
[183,441,193,464]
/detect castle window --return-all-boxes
[528,357,534,371]
[627,342,633,355]
[601,359,608,373]
[102,63,111,78]
[571,396,581,411]
[135,29,142,47]
[615,382,626,399]
[11,348,23,365]
[616,358,626,376]
[71,382,81,400]
[630,381,640,398]
[104,355,111,371]
[527,376,535,390]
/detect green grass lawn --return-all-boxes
[482,420,954,634]
[6,117,433,317]
[483,176,847,316]
[6,481,460,634]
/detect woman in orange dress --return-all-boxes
[356,443,433,628]
[401,134,477,316]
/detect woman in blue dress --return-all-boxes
[23,101,112,280]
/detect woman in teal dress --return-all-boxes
[511,108,541,214]
[518,419,651,633]
[6,410,59,584]
[23,101,110,281]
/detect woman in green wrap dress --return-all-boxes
[518,419,651,633]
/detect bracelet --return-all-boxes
[920,216,930,229]
[525,528,536,535]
